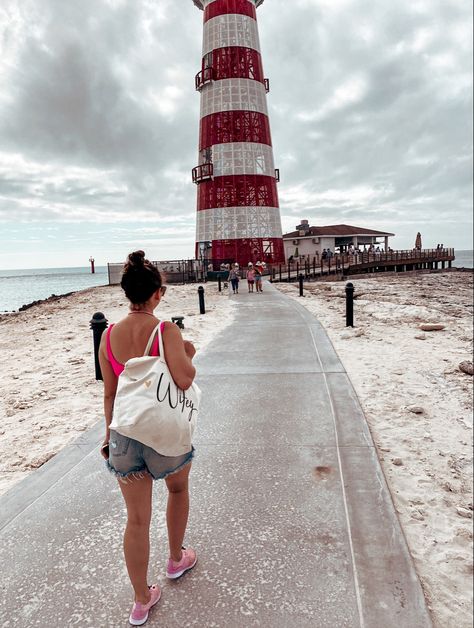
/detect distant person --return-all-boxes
[322,249,328,261]
[99,251,197,626]
[246,263,256,292]
[254,261,264,292]
[288,255,294,264]
[228,263,240,294]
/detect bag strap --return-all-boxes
[143,323,161,357]
[156,321,165,360]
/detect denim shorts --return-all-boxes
[106,430,194,481]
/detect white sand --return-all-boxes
[0,282,234,496]
[276,271,473,628]
[1,271,472,626]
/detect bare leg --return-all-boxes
[165,463,192,562]
[119,474,153,604]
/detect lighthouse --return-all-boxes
[192,0,285,267]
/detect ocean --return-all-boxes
[0,266,109,313]
[453,250,474,269]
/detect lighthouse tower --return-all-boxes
[192,0,285,267]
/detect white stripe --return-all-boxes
[196,206,282,241]
[203,142,274,178]
[200,78,268,117]
[203,14,260,56]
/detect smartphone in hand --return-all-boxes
[100,443,110,460]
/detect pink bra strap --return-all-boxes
[106,324,122,372]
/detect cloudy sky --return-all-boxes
[0,0,472,269]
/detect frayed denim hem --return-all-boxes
[156,448,195,481]
[104,446,195,483]
[104,460,150,484]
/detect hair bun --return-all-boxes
[127,250,146,268]
[121,249,162,304]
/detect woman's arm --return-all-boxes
[98,333,118,455]
[163,322,196,390]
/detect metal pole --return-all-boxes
[198,286,205,314]
[218,275,222,292]
[299,273,304,297]
[90,312,108,380]
[345,282,354,327]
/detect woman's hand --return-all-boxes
[183,340,196,359]
[100,439,110,460]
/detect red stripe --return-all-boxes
[199,111,272,150]
[208,47,264,84]
[204,0,256,22]
[197,237,285,265]
[197,175,279,211]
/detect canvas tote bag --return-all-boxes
[110,322,200,456]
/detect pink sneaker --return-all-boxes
[166,547,197,579]
[129,584,161,626]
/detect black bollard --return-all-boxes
[345,282,354,327]
[218,275,222,292]
[198,285,205,314]
[90,312,108,380]
[299,273,304,297]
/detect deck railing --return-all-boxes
[107,249,456,285]
[271,248,455,282]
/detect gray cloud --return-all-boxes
[0,0,472,255]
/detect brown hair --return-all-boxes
[120,250,162,304]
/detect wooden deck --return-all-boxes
[270,248,455,282]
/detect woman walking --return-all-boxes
[99,251,197,626]
[228,263,240,294]
[246,263,255,292]
[254,261,264,293]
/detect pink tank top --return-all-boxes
[106,322,163,376]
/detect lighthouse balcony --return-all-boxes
[195,67,214,91]
[192,163,213,184]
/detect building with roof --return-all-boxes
[282,220,395,260]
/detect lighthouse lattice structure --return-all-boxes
[192,0,285,267]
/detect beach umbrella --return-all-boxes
[294,247,299,258]
[415,232,422,249]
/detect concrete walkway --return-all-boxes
[0,282,432,627]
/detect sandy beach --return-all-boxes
[276,270,473,628]
[0,282,234,496]
[0,271,472,627]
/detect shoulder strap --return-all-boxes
[143,323,161,356]
[157,321,165,359]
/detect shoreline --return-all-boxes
[0,284,110,316]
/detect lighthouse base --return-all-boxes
[196,237,284,268]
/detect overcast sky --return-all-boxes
[0,0,472,269]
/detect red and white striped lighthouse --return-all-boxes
[192,0,285,267]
